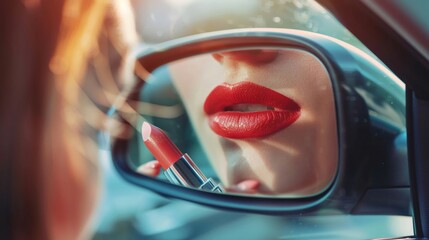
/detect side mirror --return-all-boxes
[104,29,409,215]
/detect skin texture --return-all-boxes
[169,48,338,196]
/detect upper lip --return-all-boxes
[204,81,300,115]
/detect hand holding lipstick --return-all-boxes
[138,122,260,194]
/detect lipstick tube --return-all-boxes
[142,122,223,193]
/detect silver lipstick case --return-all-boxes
[163,154,223,193]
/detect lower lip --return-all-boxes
[208,110,300,139]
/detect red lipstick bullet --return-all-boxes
[142,122,223,192]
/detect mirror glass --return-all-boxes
[127,47,338,197]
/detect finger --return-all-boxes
[227,180,260,194]
[136,160,161,177]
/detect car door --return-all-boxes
[319,0,429,237]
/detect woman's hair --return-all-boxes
[0,0,108,239]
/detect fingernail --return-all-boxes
[149,161,160,169]
[237,180,260,191]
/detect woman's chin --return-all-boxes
[253,179,326,196]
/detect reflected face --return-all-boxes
[169,48,338,195]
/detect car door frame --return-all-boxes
[318,0,429,237]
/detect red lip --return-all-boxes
[204,81,301,139]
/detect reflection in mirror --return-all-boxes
[128,47,338,197]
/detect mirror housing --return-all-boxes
[103,29,408,215]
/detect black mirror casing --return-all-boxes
[104,29,408,215]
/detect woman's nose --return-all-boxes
[212,49,279,65]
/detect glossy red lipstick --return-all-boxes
[204,81,301,139]
[142,122,223,192]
